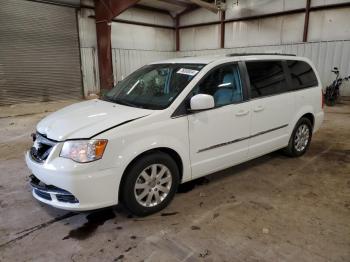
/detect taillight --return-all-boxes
[321,90,324,109]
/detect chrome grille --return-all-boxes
[30,133,56,163]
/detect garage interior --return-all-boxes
[0,0,350,261]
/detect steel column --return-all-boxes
[175,16,180,51]
[94,0,139,91]
[303,0,311,42]
[220,10,225,48]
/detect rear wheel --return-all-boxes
[120,152,180,216]
[284,118,313,157]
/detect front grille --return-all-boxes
[30,132,56,163]
[34,189,52,200]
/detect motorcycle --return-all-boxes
[324,67,350,106]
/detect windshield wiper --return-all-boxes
[105,97,143,108]
[115,99,138,107]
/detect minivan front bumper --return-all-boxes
[25,151,120,211]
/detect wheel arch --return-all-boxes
[300,112,315,128]
[118,147,183,201]
[289,106,315,136]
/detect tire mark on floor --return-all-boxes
[0,212,79,249]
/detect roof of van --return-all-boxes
[151,53,299,65]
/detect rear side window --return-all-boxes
[246,61,288,98]
[287,60,318,89]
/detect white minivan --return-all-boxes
[26,54,324,216]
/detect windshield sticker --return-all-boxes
[177,68,199,76]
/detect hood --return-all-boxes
[37,99,152,141]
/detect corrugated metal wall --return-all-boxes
[0,0,83,106]
[77,3,350,97]
[177,40,350,96]
[77,8,100,96]
[180,6,350,51]
[78,7,175,95]
[110,8,175,83]
[112,49,174,83]
[109,43,350,96]
[80,47,100,96]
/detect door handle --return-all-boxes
[253,105,264,112]
[235,109,249,116]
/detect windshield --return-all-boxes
[102,63,205,110]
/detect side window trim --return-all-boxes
[282,59,294,92]
[239,61,251,101]
[171,62,248,118]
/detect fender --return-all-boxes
[288,105,315,136]
[117,136,191,183]
[95,115,192,184]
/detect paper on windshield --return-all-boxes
[177,68,199,76]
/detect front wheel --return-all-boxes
[120,152,180,216]
[284,118,313,157]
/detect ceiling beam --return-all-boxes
[134,4,171,16]
[189,0,219,13]
[177,5,199,16]
[158,0,192,8]
[95,0,140,20]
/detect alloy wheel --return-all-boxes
[134,164,172,207]
[294,124,310,152]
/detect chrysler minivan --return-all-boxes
[26,54,324,216]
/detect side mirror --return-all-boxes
[190,94,215,111]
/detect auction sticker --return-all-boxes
[177,68,199,76]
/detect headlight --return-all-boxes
[60,139,108,163]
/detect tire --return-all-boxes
[120,151,180,216]
[284,118,313,157]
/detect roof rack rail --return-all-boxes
[226,53,296,57]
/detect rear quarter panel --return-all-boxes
[288,58,323,135]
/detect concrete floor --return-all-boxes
[0,100,349,262]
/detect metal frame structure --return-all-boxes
[23,0,350,90]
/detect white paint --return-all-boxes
[190,94,215,111]
[26,54,324,212]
